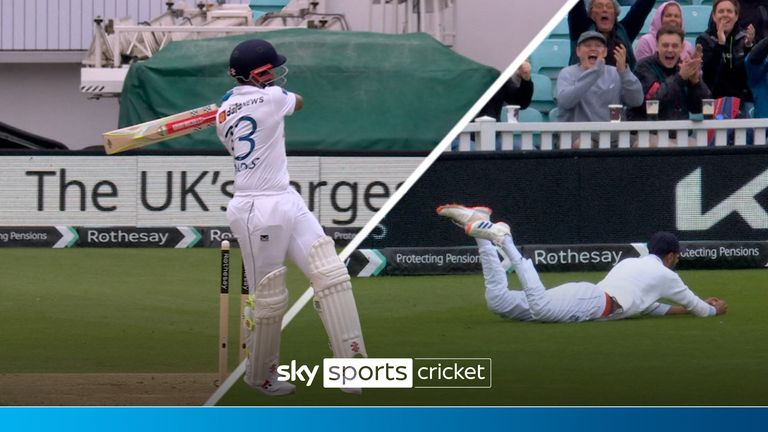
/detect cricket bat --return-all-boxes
[102,104,218,154]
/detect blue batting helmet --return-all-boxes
[228,39,287,85]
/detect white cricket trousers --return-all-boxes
[227,188,325,288]
[478,238,609,323]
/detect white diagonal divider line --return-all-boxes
[204,0,582,406]
[631,242,649,256]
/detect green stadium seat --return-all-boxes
[500,106,545,123]
[548,17,570,39]
[620,6,631,21]
[619,6,655,34]
[530,73,556,114]
[530,39,570,81]
[682,5,711,36]
[519,107,545,122]
[548,107,560,122]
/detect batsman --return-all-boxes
[216,39,367,396]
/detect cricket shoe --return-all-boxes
[436,204,492,228]
[252,378,296,396]
[245,364,296,396]
[466,220,510,245]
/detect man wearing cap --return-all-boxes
[568,0,656,71]
[557,31,643,147]
[436,204,727,323]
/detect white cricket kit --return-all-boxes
[479,238,609,322]
[598,255,715,318]
[478,238,685,323]
[217,85,324,284]
[217,85,293,194]
[216,84,367,391]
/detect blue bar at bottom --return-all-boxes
[0,407,766,432]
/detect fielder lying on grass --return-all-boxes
[437,204,727,322]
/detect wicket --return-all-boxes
[218,240,230,385]
[217,239,249,385]
[239,265,249,361]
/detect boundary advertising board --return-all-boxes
[0,155,420,228]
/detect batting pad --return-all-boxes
[243,266,291,391]
[309,236,368,359]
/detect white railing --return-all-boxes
[452,117,768,151]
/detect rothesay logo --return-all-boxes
[676,168,768,230]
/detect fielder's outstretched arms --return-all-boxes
[436,204,727,323]
[217,39,367,396]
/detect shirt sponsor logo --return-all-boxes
[224,97,265,117]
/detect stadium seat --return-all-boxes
[619,6,654,34]
[530,39,570,82]
[530,73,556,114]
[548,17,569,39]
[500,106,545,123]
[519,107,545,122]
[682,5,711,36]
[619,5,631,21]
[548,107,560,122]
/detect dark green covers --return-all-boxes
[118,29,498,151]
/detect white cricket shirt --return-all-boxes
[216,85,297,194]
[597,254,715,318]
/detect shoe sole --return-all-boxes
[435,204,493,226]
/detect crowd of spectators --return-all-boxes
[479,0,768,147]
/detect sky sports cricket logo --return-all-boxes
[276,358,492,389]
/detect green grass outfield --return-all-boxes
[1,249,766,405]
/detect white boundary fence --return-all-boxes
[452,117,768,151]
